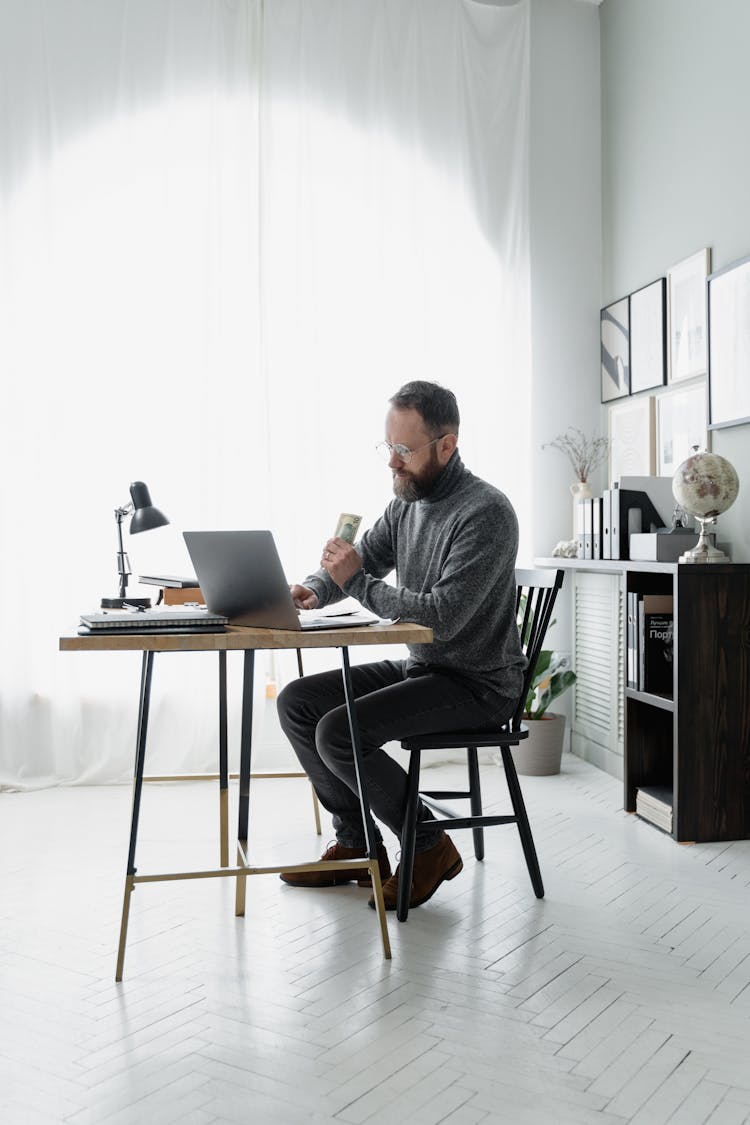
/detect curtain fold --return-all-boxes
[0,0,530,789]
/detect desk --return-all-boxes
[60,622,432,979]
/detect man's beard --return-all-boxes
[392,448,443,502]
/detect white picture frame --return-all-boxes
[630,278,667,394]
[608,395,655,484]
[601,297,630,402]
[668,248,711,383]
[656,382,709,477]
[707,252,750,430]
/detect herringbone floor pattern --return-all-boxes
[2,754,749,1124]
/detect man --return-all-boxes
[277,381,525,911]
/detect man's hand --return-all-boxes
[321,537,362,588]
[290,584,319,610]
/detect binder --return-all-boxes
[583,498,593,559]
[580,501,589,558]
[602,488,612,559]
[592,496,603,559]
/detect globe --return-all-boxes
[671,450,739,563]
[672,450,739,519]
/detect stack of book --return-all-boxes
[636,786,673,833]
[626,592,674,693]
[79,607,227,635]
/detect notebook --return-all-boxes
[183,530,380,631]
[79,607,228,634]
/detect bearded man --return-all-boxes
[277,381,525,910]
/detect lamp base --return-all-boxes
[101,596,152,609]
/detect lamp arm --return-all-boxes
[115,503,134,599]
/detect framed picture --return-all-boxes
[608,395,655,483]
[656,383,709,476]
[629,278,667,394]
[668,247,711,383]
[707,252,750,430]
[601,297,630,402]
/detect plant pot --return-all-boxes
[511,712,566,776]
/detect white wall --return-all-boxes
[601,0,750,561]
[529,0,602,562]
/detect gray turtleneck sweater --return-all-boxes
[304,451,525,702]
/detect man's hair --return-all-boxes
[389,381,460,436]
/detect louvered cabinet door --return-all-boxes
[570,569,625,778]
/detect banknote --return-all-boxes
[334,513,362,544]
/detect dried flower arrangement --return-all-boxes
[543,427,609,483]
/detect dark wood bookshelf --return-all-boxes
[536,558,750,843]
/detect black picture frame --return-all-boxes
[629,278,667,395]
[601,297,630,403]
[707,252,750,431]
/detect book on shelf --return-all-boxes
[636,785,673,833]
[637,594,673,693]
[626,591,639,689]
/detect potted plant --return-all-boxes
[511,599,577,776]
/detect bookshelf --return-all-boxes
[536,558,750,843]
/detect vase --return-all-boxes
[570,480,592,544]
[510,713,566,776]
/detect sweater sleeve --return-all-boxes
[302,506,397,609]
[344,497,518,641]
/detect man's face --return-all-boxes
[384,407,456,502]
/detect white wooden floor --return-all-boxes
[2,753,750,1125]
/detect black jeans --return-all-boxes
[277,659,516,853]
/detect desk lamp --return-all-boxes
[101,481,169,608]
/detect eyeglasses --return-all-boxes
[375,435,449,464]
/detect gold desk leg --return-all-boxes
[235,845,247,916]
[368,862,392,960]
[116,875,136,982]
[310,784,322,836]
[220,788,229,868]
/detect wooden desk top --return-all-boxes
[59,621,432,653]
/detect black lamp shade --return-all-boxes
[128,481,169,534]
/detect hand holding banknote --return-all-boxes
[333,512,362,544]
[322,512,363,587]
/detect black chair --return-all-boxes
[396,567,565,921]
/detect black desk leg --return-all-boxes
[116,650,155,982]
[340,647,391,958]
[235,649,255,917]
[218,652,229,867]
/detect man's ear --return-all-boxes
[440,432,458,461]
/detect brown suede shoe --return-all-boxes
[280,841,391,888]
[369,833,463,910]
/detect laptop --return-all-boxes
[183,530,380,631]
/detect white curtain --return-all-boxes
[0,0,530,789]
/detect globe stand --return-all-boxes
[678,517,727,564]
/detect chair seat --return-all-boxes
[401,724,529,753]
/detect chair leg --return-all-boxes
[310,782,322,835]
[467,747,485,861]
[501,746,544,898]
[397,751,422,922]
